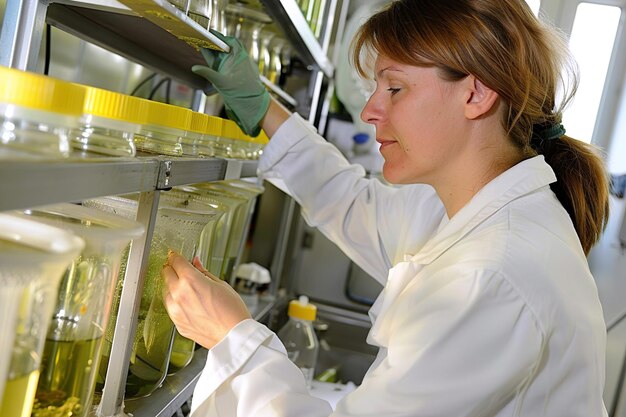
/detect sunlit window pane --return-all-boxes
[526,0,540,16]
[563,3,620,143]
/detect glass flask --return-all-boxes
[0,214,84,417]
[168,0,212,29]
[133,98,193,157]
[257,29,275,77]
[70,86,148,157]
[15,203,143,417]
[267,36,286,85]
[0,66,85,159]
[85,196,213,398]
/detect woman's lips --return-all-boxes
[377,138,395,150]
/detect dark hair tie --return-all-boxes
[531,123,566,145]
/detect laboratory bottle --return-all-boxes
[16,203,143,417]
[277,296,319,389]
[71,85,148,157]
[183,110,209,157]
[0,66,85,159]
[0,213,84,417]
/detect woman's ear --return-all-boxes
[463,75,499,120]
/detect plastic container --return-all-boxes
[70,85,148,157]
[197,179,264,283]
[0,214,84,417]
[182,184,248,281]
[85,195,211,398]
[133,99,193,157]
[196,115,223,158]
[277,296,319,389]
[15,203,143,417]
[184,111,209,157]
[0,66,85,159]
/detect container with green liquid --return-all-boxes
[15,203,144,417]
[0,214,84,417]
[85,195,215,398]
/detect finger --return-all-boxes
[167,251,199,277]
[191,257,221,282]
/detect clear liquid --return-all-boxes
[0,370,40,417]
[32,337,102,417]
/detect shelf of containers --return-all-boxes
[1,0,346,414]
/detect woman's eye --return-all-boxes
[387,87,401,95]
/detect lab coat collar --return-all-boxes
[407,155,557,265]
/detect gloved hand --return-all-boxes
[192,30,270,137]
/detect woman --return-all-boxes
[162,0,610,415]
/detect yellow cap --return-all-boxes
[287,295,316,321]
[142,98,191,130]
[221,119,242,140]
[252,130,269,145]
[83,86,148,124]
[189,111,209,133]
[0,66,85,115]
[206,115,223,136]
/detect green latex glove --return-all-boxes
[192,30,270,137]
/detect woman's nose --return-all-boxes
[361,93,381,126]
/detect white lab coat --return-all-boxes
[190,114,608,417]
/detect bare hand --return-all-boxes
[162,251,251,349]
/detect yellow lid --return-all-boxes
[189,111,209,133]
[287,295,317,321]
[252,130,269,145]
[143,99,192,130]
[0,66,85,115]
[206,115,223,136]
[221,119,242,140]
[83,86,148,124]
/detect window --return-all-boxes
[562,2,621,143]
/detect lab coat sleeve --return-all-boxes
[257,113,445,283]
[191,268,544,417]
[337,267,545,417]
[190,319,333,417]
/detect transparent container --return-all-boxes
[266,36,286,85]
[133,99,192,157]
[196,115,223,158]
[0,66,85,159]
[70,86,148,157]
[209,0,228,33]
[0,214,84,417]
[224,3,272,66]
[15,203,144,417]
[157,189,225,374]
[85,195,213,398]
[184,184,248,282]
[277,296,319,389]
[184,111,209,157]
[213,119,250,159]
[195,180,263,283]
[168,0,211,29]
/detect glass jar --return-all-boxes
[133,99,192,157]
[0,66,85,159]
[266,36,285,85]
[70,86,148,157]
[15,203,143,417]
[0,214,84,417]
[225,3,272,67]
[209,0,228,33]
[85,195,214,398]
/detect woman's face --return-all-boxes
[361,54,469,185]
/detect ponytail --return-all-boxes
[533,135,609,255]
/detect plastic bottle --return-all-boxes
[277,296,319,389]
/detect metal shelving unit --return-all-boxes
[1,0,343,414]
